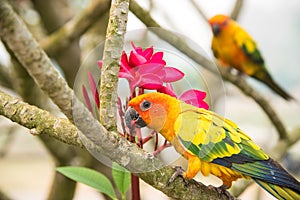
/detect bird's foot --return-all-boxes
[208,185,234,200]
[167,166,189,186]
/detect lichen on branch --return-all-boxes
[99,0,129,131]
[0,90,83,147]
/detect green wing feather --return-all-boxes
[234,28,293,100]
[234,30,265,65]
[174,102,300,198]
[174,102,268,163]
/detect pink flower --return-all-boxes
[119,43,184,93]
[158,83,209,109]
[82,71,100,114]
[94,42,208,110]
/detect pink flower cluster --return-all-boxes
[83,42,209,113]
[119,43,209,109]
[119,43,184,93]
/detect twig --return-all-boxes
[230,0,244,20]
[190,0,208,20]
[129,0,288,140]
[40,0,111,57]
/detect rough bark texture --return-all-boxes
[99,0,129,131]
[0,0,74,120]
[0,90,83,147]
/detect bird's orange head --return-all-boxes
[125,92,180,133]
[208,14,231,36]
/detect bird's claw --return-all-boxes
[208,185,234,200]
[168,166,189,186]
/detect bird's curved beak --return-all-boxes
[212,24,221,36]
[125,107,147,129]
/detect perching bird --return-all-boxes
[125,92,300,200]
[209,14,293,101]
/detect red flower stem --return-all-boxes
[117,97,126,134]
[153,140,171,156]
[136,128,143,148]
[138,88,144,96]
[131,174,140,200]
[141,130,155,144]
[154,131,159,150]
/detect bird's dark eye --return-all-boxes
[140,100,151,111]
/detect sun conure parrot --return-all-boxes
[209,14,293,101]
[125,92,300,200]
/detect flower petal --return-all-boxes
[88,71,100,108]
[138,73,163,90]
[131,42,138,51]
[149,52,166,65]
[82,85,93,113]
[120,51,132,72]
[97,60,103,69]
[118,71,134,81]
[141,46,153,60]
[136,63,165,74]
[161,67,184,82]
[179,89,209,109]
[129,51,147,66]
[157,85,177,97]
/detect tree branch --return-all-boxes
[0,63,12,89]
[190,0,208,21]
[0,0,73,120]
[0,90,83,147]
[129,0,288,140]
[0,1,235,199]
[0,189,12,200]
[99,0,129,131]
[40,0,111,57]
[230,0,244,20]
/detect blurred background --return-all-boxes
[0,0,299,199]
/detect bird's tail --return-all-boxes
[253,71,294,101]
[254,179,300,200]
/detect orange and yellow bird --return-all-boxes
[125,92,300,200]
[209,14,293,100]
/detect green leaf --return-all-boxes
[112,162,131,199]
[57,166,117,200]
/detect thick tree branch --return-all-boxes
[40,0,111,57]
[0,1,235,199]
[0,0,73,120]
[0,90,83,147]
[129,0,288,140]
[99,0,129,131]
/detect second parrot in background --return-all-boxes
[209,14,293,100]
